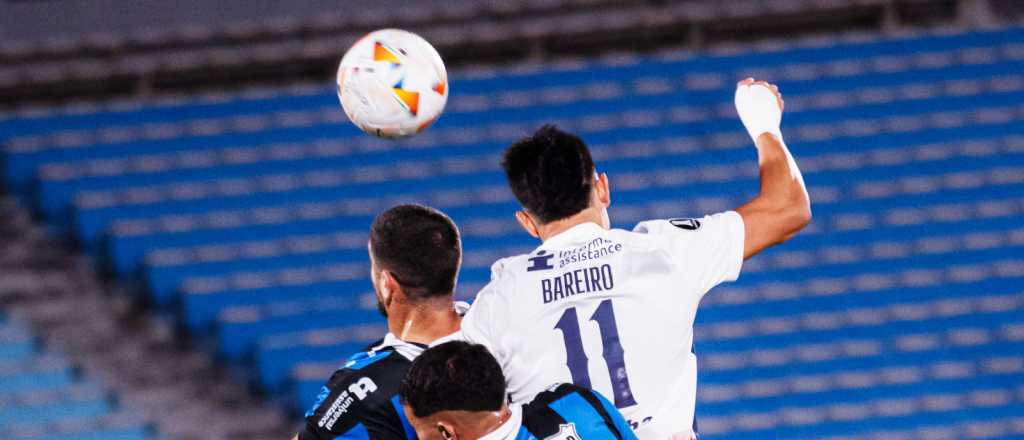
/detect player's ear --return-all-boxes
[437,422,455,440]
[378,270,402,305]
[515,210,541,239]
[594,172,610,208]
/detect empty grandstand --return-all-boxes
[1,1,1023,439]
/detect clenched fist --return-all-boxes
[734,77,785,144]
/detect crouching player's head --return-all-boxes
[398,341,507,440]
[368,204,462,318]
[502,124,611,239]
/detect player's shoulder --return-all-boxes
[473,252,538,302]
[631,217,702,236]
[321,345,411,397]
[523,384,635,439]
[488,252,533,279]
[344,343,411,374]
[525,383,602,409]
[304,344,413,434]
[632,211,743,237]
[463,255,527,318]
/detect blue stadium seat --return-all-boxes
[255,330,374,393]
[0,385,111,427]
[216,297,381,361]
[0,317,152,439]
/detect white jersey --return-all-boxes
[461,211,744,439]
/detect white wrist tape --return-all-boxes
[735,84,783,143]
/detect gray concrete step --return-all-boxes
[0,195,293,440]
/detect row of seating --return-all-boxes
[4,0,984,109]
[89,128,1018,257]
[821,415,1024,440]
[34,102,1024,253]
[95,127,1023,279]
[13,54,1024,208]
[5,23,1022,140]
[51,79,1024,245]
[129,134,1017,264]
[0,0,619,57]
[4,25,1019,158]
[0,316,151,440]
[15,45,1023,160]
[141,166,1023,304]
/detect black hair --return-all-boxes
[501,124,596,224]
[369,204,461,300]
[399,341,506,417]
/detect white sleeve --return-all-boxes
[633,210,745,295]
[460,262,512,364]
[460,285,495,347]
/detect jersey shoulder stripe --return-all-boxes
[344,349,393,370]
[574,386,633,439]
[338,423,371,439]
[389,395,417,439]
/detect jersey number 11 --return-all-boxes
[554,299,637,408]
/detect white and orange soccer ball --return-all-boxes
[336,29,448,139]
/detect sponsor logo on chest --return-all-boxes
[555,238,622,269]
[318,377,378,430]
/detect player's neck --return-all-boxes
[537,207,608,242]
[387,296,462,346]
[458,406,514,439]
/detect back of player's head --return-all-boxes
[399,341,506,418]
[502,125,595,224]
[369,204,461,300]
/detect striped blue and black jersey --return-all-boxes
[298,343,638,440]
[298,336,421,440]
[299,303,472,440]
[503,383,639,440]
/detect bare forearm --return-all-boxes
[753,133,808,209]
[735,133,811,258]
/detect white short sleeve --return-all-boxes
[460,260,514,365]
[460,286,495,347]
[633,210,745,296]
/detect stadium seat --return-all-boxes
[0,317,152,439]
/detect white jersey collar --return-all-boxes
[477,404,524,440]
[371,300,471,361]
[371,333,428,361]
[541,221,605,248]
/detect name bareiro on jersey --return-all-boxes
[461,212,744,438]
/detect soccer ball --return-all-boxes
[336,29,448,139]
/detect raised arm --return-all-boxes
[733,78,812,259]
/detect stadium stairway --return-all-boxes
[2,25,1024,440]
[0,196,290,440]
